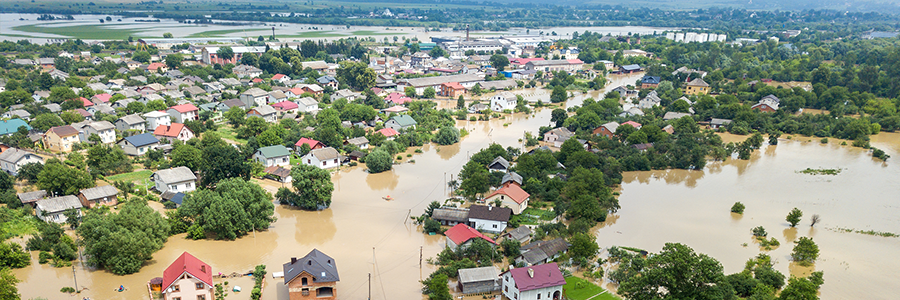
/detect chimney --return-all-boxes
[201,265,206,273]
[291,257,297,264]
[527,268,534,278]
[488,206,492,211]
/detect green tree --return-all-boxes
[165,54,183,69]
[786,208,803,227]
[423,273,452,300]
[224,106,245,127]
[366,149,393,173]
[550,85,567,103]
[133,51,151,63]
[456,95,465,109]
[217,46,235,61]
[257,128,282,147]
[177,178,274,240]
[0,242,31,269]
[277,164,334,210]
[0,268,19,300]
[238,116,269,139]
[78,199,169,275]
[490,54,509,71]
[169,143,203,171]
[500,238,521,258]
[16,162,43,184]
[568,233,599,261]
[432,126,460,145]
[335,61,376,91]
[778,273,823,300]
[550,108,567,128]
[732,202,746,214]
[791,237,819,266]
[201,144,251,187]
[163,32,173,38]
[458,160,490,199]
[86,144,133,176]
[29,114,64,131]
[36,162,93,195]
[423,87,436,99]
[405,86,417,98]
[618,243,733,300]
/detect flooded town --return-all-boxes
[1,1,899,300]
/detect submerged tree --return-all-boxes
[786,208,803,227]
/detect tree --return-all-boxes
[177,178,274,240]
[29,113,64,131]
[550,85,567,103]
[429,46,446,58]
[366,149,393,173]
[405,86,417,98]
[224,106,245,127]
[791,237,819,266]
[133,51,151,63]
[490,54,509,71]
[458,160,490,199]
[423,273,452,300]
[16,162,43,184]
[335,61,376,91]
[569,233,599,261]
[165,54,183,69]
[86,144,133,176]
[0,268,19,300]
[163,32,173,38]
[201,144,251,187]
[0,173,11,194]
[238,116,269,139]
[423,87,436,99]
[78,199,169,275]
[618,243,733,300]
[257,128,282,147]
[457,95,465,109]
[550,108,567,128]
[786,208,803,227]
[500,238,521,258]
[732,202,746,214]
[778,273,823,300]
[0,242,30,269]
[432,126,460,145]
[278,164,334,210]
[217,46,235,61]
[169,143,203,171]
[36,162,93,195]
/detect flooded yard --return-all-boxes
[10,72,898,299]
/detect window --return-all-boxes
[514,293,518,299]
[173,298,181,300]
[173,285,180,292]
[505,286,508,292]
[538,294,541,299]
[196,295,206,300]
[493,224,498,228]
[322,161,326,166]
[196,282,204,289]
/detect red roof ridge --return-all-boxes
[162,252,213,292]
[444,224,497,245]
[486,184,530,204]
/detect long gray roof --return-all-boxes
[308,147,340,160]
[432,208,470,223]
[154,166,197,183]
[0,148,41,164]
[283,249,339,284]
[79,185,118,200]
[17,190,47,204]
[458,266,499,284]
[36,195,83,213]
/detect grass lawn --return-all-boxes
[523,207,555,221]
[215,125,248,144]
[564,277,621,300]
[0,207,40,239]
[12,24,141,40]
[105,169,153,184]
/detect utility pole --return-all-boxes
[368,273,371,300]
[419,246,423,268]
[72,265,78,293]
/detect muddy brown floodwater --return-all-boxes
[18,73,896,300]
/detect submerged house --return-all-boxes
[283,249,339,300]
[161,252,214,300]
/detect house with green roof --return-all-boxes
[0,119,31,136]
[385,115,417,131]
[253,145,291,168]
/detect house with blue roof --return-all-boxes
[0,119,31,136]
[317,75,339,89]
[117,133,160,156]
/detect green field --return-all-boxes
[188,28,270,38]
[0,207,40,240]
[563,277,621,300]
[215,125,248,144]
[12,24,142,40]
[105,169,153,184]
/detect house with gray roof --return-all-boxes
[77,185,118,208]
[432,207,470,226]
[295,97,319,113]
[247,105,278,123]
[118,133,159,156]
[116,114,146,132]
[42,103,61,113]
[1,109,31,121]
[302,147,341,169]
[516,238,571,266]
[283,249,339,299]
[35,195,83,224]
[488,156,510,173]
[385,115,417,131]
[501,171,523,187]
[240,88,268,108]
[502,226,533,244]
[0,148,43,176]
[468,205,512,234]
[663,111,693,121]
[152,166,197,193]
[253,145,291,168]
[458,266,500,294]
[344,137,369,150]
[17,190,46,207]
[76,121,116,144]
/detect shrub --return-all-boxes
[786,208,803,227]
[731,202,745,214]
[423,219,441,234]
[751,226,767,237]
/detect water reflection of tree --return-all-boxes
[293,208,337,245]
[435,144,461,160]
[366,170,400,190]
[621,169,705,188]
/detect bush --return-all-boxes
[751,226,767,237]
[731,202,745,214]
[423,219,441,234]
[366,150,393,173]
[39,251,53,264]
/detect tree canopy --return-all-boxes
[275,164,334,210]
[78,199,170,275]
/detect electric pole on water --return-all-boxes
[419,246,423,268]
[368,273,371,300]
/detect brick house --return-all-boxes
[283,249,339,300]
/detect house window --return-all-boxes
[173,285,180,292]
[515,293,518,299]
[197,296,206,300]
[538,294,541,299]
[505,286,508,292]
[196,282,204,289]
[322,161,326,166]
[173,298,181,300]
[493,224,497,228]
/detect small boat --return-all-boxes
[382,195,393,201]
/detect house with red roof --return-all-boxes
[91,93,112,105]
[375,128,400,141]
[294,137,325,152]
[622,120,642,129]
[161,252,214,300]
[500,263,565,300]
[154,123,194,142]
[79,97,94,107]
[509,57,545,66]
[440,82,466,98]
[146,62,168,73]
[384,92,413,105]
[251,78,264,84]
[271,73,291,84]
[444,223,497,251]
[271,101,299,113]
[484,184,530,215]
[166,103,199,123]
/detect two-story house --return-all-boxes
[0,148,44,176]
[253,145,291,168]
[161,252,214,300]
[152,166,197,194]
[283,249,339,300]
[490,91,517,112]
[500,263,565,300]
[167,103,199,124]
[143,111,172,131]
[484,184,530,215]
[467,205,512,234]
[118,133,160,156]
[77,121,116,144]
[302,147,341,169]
[116,114,146,133]
[246,105,278,123]
[42,125,80,152]
[240,88,268,108]
[296,97,319,113]
[154,123,195,143]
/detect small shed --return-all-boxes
[458,266,500,294]
[432,207,469,226]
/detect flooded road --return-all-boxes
[596,133,900,300]
[13,72,896,300]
